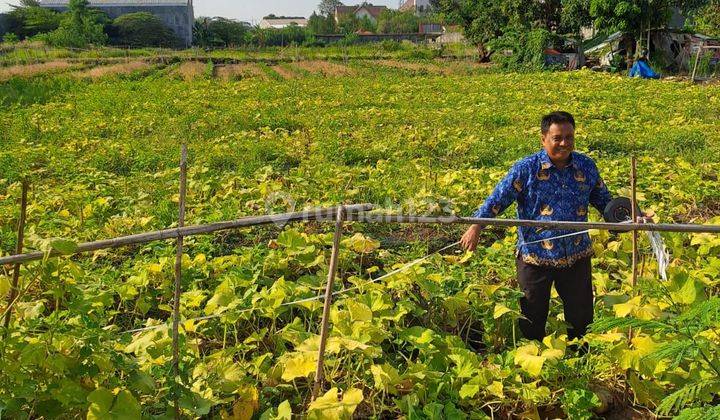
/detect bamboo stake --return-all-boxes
[0,204,373,266]
[2,180,29,334]
[629,157,638,341]
[691,47,702,82]
[172,144,188,420]
[312,205,346,401]
[631,157,638,289]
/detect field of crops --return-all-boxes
[1,50,720,419]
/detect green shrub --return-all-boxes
[112,12,178,47]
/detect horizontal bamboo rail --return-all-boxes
[2,206,720,267]
[346,214,720,233]
[0,204,373,266]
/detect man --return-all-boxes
[460,111,612,342]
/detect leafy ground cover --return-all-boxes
[1,53,720,419]
[0,41,476,67]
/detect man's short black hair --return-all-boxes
[541,111,575,134]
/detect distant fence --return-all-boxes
[316,33,441,44]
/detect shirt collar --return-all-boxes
[539,149,575,169]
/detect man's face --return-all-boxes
[542,122,575,164]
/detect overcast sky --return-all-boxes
[0,0,402,23]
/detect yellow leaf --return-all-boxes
[346,300,373,322]
[183,319,196,333]
[514,343,546,377]
[193,254,207,266]
[307,387,364,420]
[342,233,380,254]
[541,335,566,360]
[276,400,292,419]
[493,303,512,319]
[229,385,259,420]
[0,275,10,299]
[370,364,401,393]
[281,352,317,382]
[487,381,504,398]
[58,209,70,218]
[613,296,639,317]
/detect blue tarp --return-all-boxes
[629,60,660,79]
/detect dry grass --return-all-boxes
[172,61,208,81]
[291,60,354,77]
[75,61,152,79]
[215,63,266,81]
[0,60,77,81]
[271,65,298,80]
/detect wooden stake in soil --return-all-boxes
[691,47,702,82]
[312,205,346,400]
[631,157,638,289]
[2,180,29,334]
[629,157,638,341]
[172,144,188,419]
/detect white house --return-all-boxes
[259,17,307,29]
[334,4,388,24]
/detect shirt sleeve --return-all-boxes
[589,168,612,214]
[472,162,523,218]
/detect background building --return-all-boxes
[334,4,388,25]
[399,0,432,14]
[38,0,194,47]
[258,17,308,29]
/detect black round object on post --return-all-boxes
[604,197,642,231]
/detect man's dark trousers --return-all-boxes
[515,255,594,341]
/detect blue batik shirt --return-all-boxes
[473,149,612,267]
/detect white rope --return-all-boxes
[116,224,673,336]
[120,241,461,335]
[517,220,633,247]
[646,230,669,280]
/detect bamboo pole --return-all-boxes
[172,144,187,420]
[2,180,29,333]
[691,47,702,82]
[631,157,638,289]
[344,215,720,233]
[311,206,346,401]
[629,157,638,341]
[0,204,374,266]
[2,209,720,268]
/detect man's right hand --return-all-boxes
[461,224,483,251]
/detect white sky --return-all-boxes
[0,0,402,24]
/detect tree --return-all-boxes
[318,0,343,17]
[5,2,61,39]
[112,12,178,47]
[588,1,712,68]
[43,0,107,47]
[693,0,720,37]
[431,0,509,61]
[376,10,421,33]
[308,11,336,34]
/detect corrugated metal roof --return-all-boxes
[39,0,190,6]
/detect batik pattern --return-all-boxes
[473,149,612,267]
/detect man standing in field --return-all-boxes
[460,111,612,342]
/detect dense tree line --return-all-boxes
[1,0,717,53]
[431,0,716,68]
[2,0,180,47]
